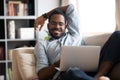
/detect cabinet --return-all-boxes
[0,0,37,80]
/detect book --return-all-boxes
[7,1,28,16]
[0,47,4,60]
[7,1,22,16]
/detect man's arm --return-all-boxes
[65,4,80,36]
[37,61,60,80]
[34,5,69,31]
[35,41,60,80]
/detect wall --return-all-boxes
[37,0,60,16]
[36,0,60,39]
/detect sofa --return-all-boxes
[12,32,120,80]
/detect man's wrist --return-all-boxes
[54,62,59,67]
[42,13,48,19]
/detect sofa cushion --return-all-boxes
[83,33,111,47]
[17,53,38,80]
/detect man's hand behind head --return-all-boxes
[34,16,46,31]
[54,60,60,67]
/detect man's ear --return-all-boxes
[65,23,67,29]
[65,22,67,28]
[47,23,49,29]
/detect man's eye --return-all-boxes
[59,22,65,26]
[50,22,65,26]
[50,22,56,25]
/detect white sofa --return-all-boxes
[12,32,117,80]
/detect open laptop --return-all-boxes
[59,45,101,72]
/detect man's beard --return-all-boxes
[49,30,65,39]
[48,27,66,39]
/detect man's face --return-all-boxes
[48,14,66,39]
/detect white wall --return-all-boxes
[36,0,60,39]
[37,0,60,17]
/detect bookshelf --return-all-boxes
[0,0,37,80]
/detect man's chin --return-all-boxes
[52,35,61,39]
[50,32,65,39]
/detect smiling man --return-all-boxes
[34,4,82,80]
[34,4,116,80]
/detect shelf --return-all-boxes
[0,0,37,80]
[6,16,36,19]
[0,39,6,42]
[0,16,5,19]
[0,60,6,63]
[7,38,36,41]
[7,60,12,63]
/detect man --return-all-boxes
[34,4,82,80]
[34,4,119,80]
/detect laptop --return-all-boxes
[59,45,101,72]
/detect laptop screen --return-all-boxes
[59,45,101,72]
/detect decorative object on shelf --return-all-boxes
[18,28,34,39]
[0,75,4,80]
[8,20,15,39]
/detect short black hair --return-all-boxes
[48,9,67,23]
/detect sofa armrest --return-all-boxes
[12,47,35,80]
[12,50,22,80]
